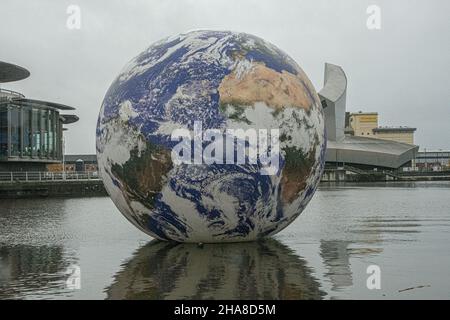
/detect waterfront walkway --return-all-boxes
[0,171,99,183]
[321,167,450,182]
[0,171,106,198]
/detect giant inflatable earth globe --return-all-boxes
[96,30,326,243]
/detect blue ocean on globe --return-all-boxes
[96,30,326,243]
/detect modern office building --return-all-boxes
[0,61,79,171]
[319,63,419,169]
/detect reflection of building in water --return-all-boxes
[319,214,419,292]
[319,239,384,292]
[106,239,326,300]
[0,245,68,299]
[320,225,386,292]
[320,241,353,290]
[319,238,385,291]
[0,199,77,299]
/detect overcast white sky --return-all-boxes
[1,0,449,154]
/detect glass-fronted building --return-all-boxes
[0,100,62,160]
[0,61,78,171]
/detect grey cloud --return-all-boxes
[1,0,449,153]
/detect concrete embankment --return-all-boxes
[321,168,450,182]
[1,172,448,199]
[0,180,107,199]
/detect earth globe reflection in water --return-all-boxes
[106,239,326,300]
[96,30,326,243]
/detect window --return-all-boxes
[10,106,21,157]
[0,108,8,156]
[23,107,32,156]
[48,111,52,157]
[32,109,40,156]
[41,110,49,157]
[48,110,55,158]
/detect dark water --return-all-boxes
[1,181,449,299]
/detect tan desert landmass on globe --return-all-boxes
[218,61,315,110]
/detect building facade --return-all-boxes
[348,111,416,145]
[47,154,98,173]
[372,127,416,145]
[414,150,450,171]
[0,61,78,171]
[348,112,378,137]
[319,63,418,169]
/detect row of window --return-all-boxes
[416,153,450,159]
[0,104,61,159]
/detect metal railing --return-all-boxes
[0,88,25,99]
[0,171,100,183]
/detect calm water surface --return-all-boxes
[1,181,449,299]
